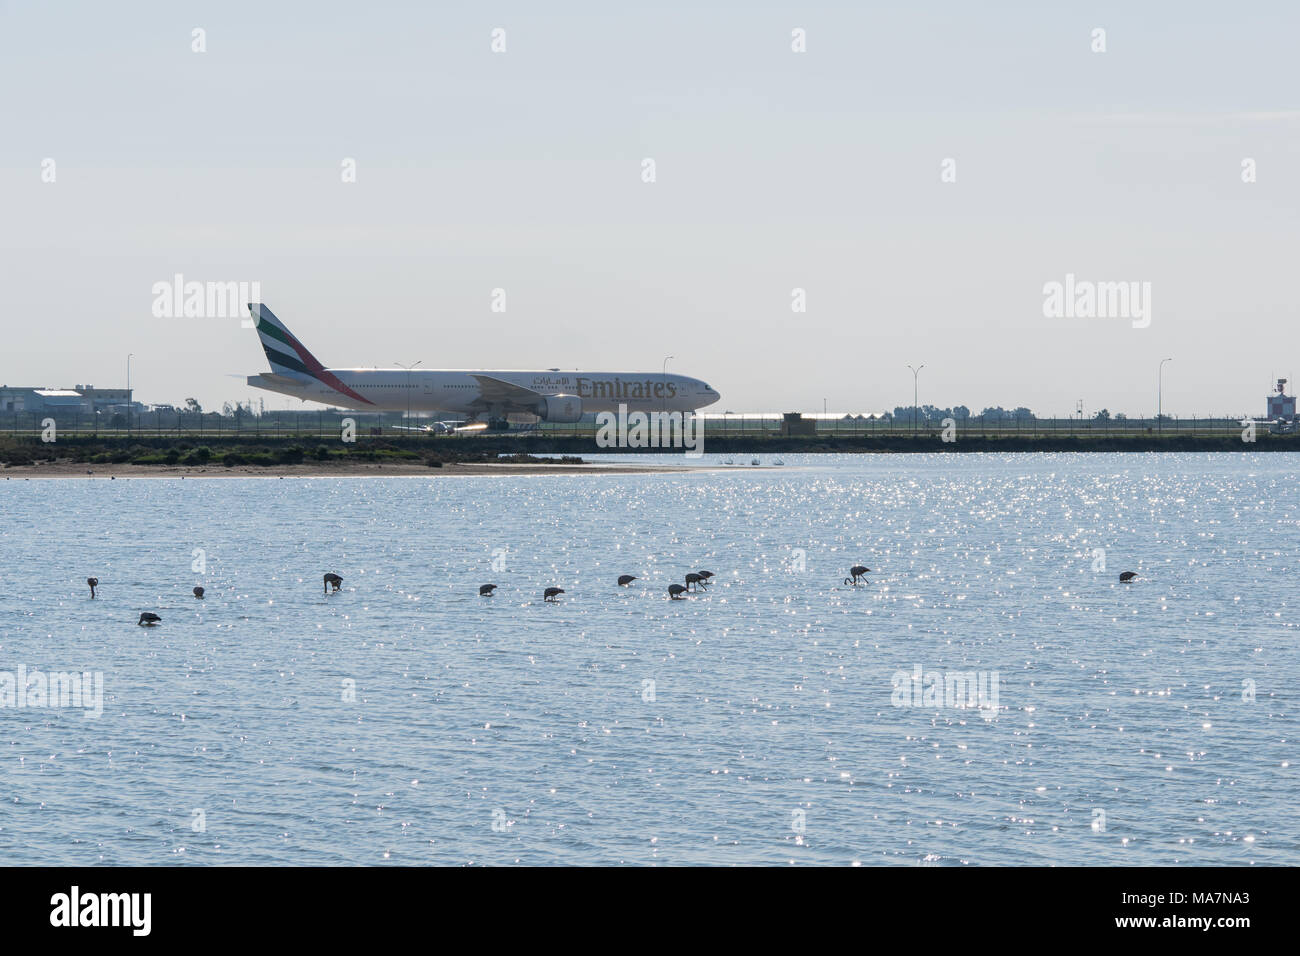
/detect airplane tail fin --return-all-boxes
[246,304,375,406]
[248,304,325,380]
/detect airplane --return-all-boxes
[390,419,535,435]
[244,304,721,429]
[1238,417,1297,435]
[390,420,466,435]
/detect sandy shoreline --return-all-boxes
[0,460,699,479]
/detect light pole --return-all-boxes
[126,353,134,436]
[1158,357,1172,435]
[395,360,422,431]
[907,364,924,436]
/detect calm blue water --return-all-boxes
[0,453,1295,865]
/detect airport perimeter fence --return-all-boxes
[0,409,1269,441]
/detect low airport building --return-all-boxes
[0,384,136,415]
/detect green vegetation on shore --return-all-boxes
[1,431,1296,469]
[0,434,587,469]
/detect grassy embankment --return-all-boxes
[0,434,585,469]
[1,430,1295,469]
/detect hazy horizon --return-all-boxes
[3,1,1297,418]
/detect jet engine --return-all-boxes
[538,393,583,423]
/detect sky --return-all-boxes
[2,1,1298,418]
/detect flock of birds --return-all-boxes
[86,575,244,625]
[91,565,1142,626]
[479,569,717,602]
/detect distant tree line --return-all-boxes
[887,405,1035,423]
[882,407,1171,423]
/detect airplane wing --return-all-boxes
[469,375,545,411]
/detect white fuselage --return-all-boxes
[248,368,720,417]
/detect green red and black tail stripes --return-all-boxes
[248,304,373,406]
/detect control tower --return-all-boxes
[1266,379,1296,421]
